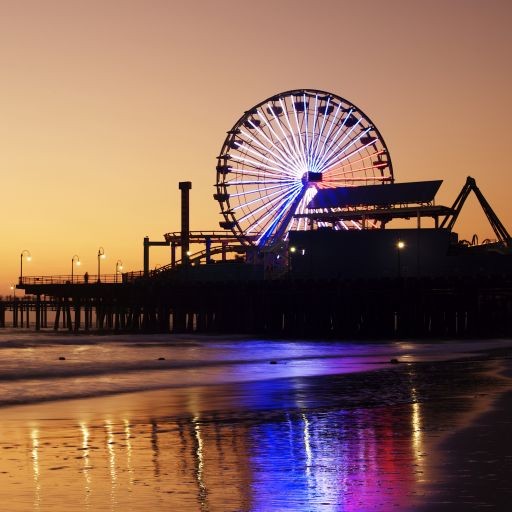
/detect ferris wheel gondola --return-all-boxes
[215,89,393,248]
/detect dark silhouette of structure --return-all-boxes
[10,176,512,338]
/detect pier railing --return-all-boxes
[20,274,126,285]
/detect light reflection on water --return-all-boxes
[0,335,505,510]
[80,422,91,510]
[31,428,40,512]
[0,399,431,511]
[249,407,422,511]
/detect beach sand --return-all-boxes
[416,355,512,511]
[0,345,510,511]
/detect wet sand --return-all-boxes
[0,347,510,511]
[417,354,512,511]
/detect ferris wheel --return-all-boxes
[215,89,393,248]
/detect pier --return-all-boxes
[7,92,512,340]
[3,269,511,339]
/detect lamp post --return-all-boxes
[288,245,296,273]
[71,254,80,283]
[396,240,405,278]
[10,285,16,300]
[97,247,106,282]
[20,250,32,284]
[115,259,123,283]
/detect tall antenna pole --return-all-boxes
[179,181,192,264]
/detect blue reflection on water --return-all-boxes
[248,407,417,511]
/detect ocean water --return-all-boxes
[0,331,510,511]
[0,330,509,407]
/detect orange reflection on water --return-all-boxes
[0,406,424,510]
[79,422,91,510]
[31,428,40,511]
[105,420,117,507]
[0,375,488,512]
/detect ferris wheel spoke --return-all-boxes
[323,174,389,183]
[310,97,332,166]
[268,103,306,174]
[227,167,295,182]
[231,154,296,178]
[266,103,297,157]
[242,182,303,228]
[279,98,309,173]
[228,182,292,198]
[224,178,296,186]
[312,109,356,172]
[315,117,363,172]
[233,134,299,176]
[322,150,383,177]
[324,126,372,168]
[322,169,373,182]
[256,107,304,174]
[308,94,321,167]
[240,126,303,175]
[242,119,302,176]
[246,183,303,232]
[317,124,369,173]
[319,138,378,176]
[323,159,380,180]
[237,145,293,175]
[232,186,289,213]
[236,139,300,177]
[302,94,312,172]
[257,185,306,245]
[229,156,295,179]
[311,103,345,172]
[239,129,301,177]
[238,120,275,155]
[290,96,309,171]
[241,118,294,169]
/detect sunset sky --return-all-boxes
[2,0,511,292]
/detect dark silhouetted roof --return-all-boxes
[308,180,443,209]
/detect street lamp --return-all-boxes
[71,254,80,283]
[20,249,32,284]
[115,259,123,283]
[97,247,106,282]
[396,240,405,278]
[10,285,16,300]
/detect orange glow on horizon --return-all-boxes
[2,1,511,291]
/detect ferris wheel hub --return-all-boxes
[301,171,323,187]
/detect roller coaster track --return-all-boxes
[150,244,250,276]
[441,176,511,248]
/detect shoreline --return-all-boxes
[1,334,510,412]
[0,347,507,417]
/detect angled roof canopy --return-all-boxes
[308,180,443,209]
